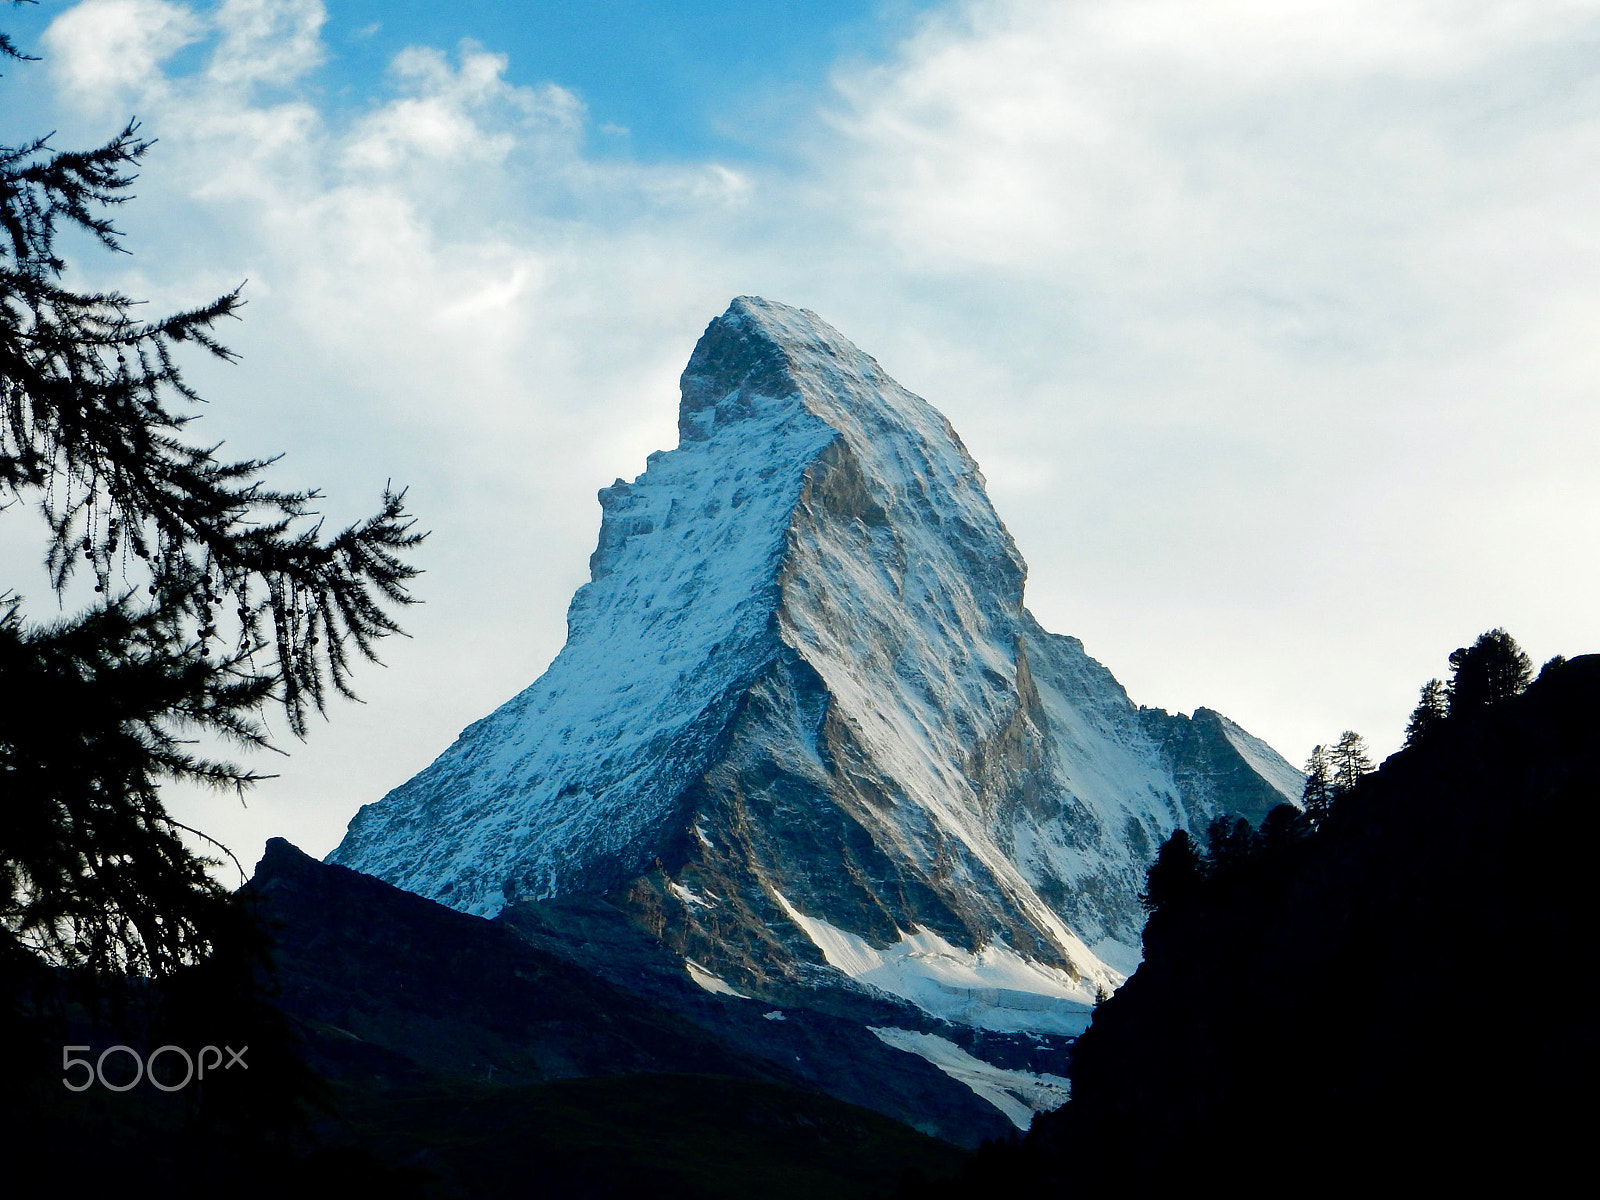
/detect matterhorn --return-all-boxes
[331,297,1299,1061]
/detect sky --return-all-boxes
[4,0,1599,880]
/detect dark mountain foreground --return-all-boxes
[324,1073,965,1200]
[927,652,1600,1193]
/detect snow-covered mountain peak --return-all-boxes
[330,297,1300,1033]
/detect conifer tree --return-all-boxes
[1329,730,1373,796]
[1141,829,1203,914]
[1204,814,1254,876]
[1403,679,1448,748]
[1447,628,1532,716]
[1,18,422,987]
[1301,744,1334,828]
[1256,802,1310,852]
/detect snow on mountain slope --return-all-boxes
[330,297,1300,1017]
[775,890,1095,1035]
[333,344,833,912]
[869,1028,1072,1130]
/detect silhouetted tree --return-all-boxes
[2,17,426,1175]
[1257,802,1310,852]
[1329,730,1373,795]
[1403,678,1448,748]
[1205,814,1254,876]
[1,15,422,989]
[1447,628,1531,716]
[1302,744,1334,827]
[1141,829,1203,914]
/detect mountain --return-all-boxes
[330,297,1299,1126]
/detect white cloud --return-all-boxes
[1068,0,1599,79]
[825,0,1600,312]
[206,0,323,87]
[42,0,201,106]
[342,44,577,173]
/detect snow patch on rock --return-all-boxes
[775,891,1106,1035]
[685,959,747,997]
[1215,710,1309,803]
[870,1027,1072,1129]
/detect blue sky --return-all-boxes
[320,1,931,158]
[7,0,934,158]
[5,0,1600,875]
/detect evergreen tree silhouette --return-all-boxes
[1447,628,1532,716]
[1403,678,1448,748]
[1256,802,1310,852]
[1329,730,1373,796]
[1140,829,1203,914]
[1301,744,1334,827]
[2,7,420,1020]
[1204,814,1253,876]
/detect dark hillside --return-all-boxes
[250,839,1009,1146]
[7,841,980,1198]
[984,654,1599,1191]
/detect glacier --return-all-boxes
[330,296,1300,1037]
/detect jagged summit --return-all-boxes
[331,297,1299,1042]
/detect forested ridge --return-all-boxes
[930,646,1598,1193]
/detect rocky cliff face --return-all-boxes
[331,297,1300,1045]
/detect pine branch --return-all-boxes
[1,55,426,979]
